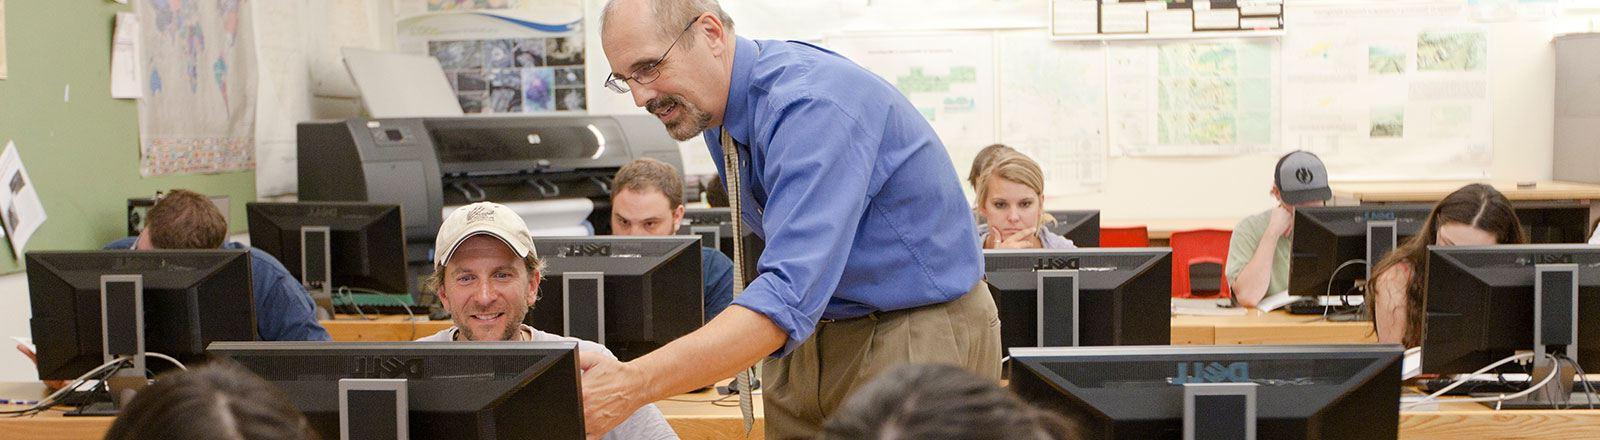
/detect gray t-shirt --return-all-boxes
[417,325,679,440]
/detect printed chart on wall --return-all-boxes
[136,0,257,176]
[995,30,1107,195]
[825,33,996,183]
[1107,39,1281,157]
[397,0,586,114]
[1283,2,1491,179]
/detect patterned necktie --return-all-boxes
[722,128,757,434]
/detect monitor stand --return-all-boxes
[1037,270,1080,347]
[1491,263,1580,410]
[301,226,335,319]
[1184,382,1257,440]
[564,272,606,344]
[67,275,150,417]
[341,379,408,440]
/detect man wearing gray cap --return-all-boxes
[1226,150,1333,307]
[418,202,678,440]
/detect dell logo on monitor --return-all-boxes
[561,243,612,257]
[1174,362,1250,384]
[352,357,424,379]
[1033,257,1080,271]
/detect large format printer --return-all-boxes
[297,114,684,294]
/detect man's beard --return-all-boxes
[453,307,526,341]
[647,94,713,141]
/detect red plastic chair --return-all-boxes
[1169,229,1233,299]
[1099,226,1150,248]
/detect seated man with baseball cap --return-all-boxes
[1225,150,1333,308]
[417,201,679,439]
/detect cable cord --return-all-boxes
[1,356,130,416]
[1402,352,1560,410]
[1320,259,1368,321]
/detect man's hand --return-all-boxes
[990,226,1039,249]
[579,351,651,440]
[16,344,67,390]
[1265,205,1293,238]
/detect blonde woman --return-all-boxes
[975,152,1074,249]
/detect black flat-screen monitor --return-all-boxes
[1045,210,1101,247]
[528,236,702,361]
[983,248,1171,352]
[679,207,765,280]
[1513,202,1593,244]
[27,250,257,380]
[1421,244,1600,374]
[1289,204,1433,296]
[1009,344,1404,439]
[246,202,409,295]
[209,341,584,439]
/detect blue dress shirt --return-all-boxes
[700,247,734,322]
[106,237,332,342]
[705,36,983,357]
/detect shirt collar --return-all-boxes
[720,36,759,147]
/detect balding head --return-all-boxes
[602,0,734,42]
[600,0,739,141]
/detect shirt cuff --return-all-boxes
[730,275,818,358]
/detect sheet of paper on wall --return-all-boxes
[0,141,46,260]
[995,30,1108,195]
[1282,1,1492,180]
[1106,40,1282,157]
[111,12,141,99]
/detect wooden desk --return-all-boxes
[1332,180,1600,204]
[321,316,453,342]
[1170,310,1377,345]
[1102,217,1239,241]
[8,382,1598,439]
[315,311,1371,346]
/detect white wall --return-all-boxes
[0,272,33,382]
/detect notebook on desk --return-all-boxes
[1171,298,1249,316]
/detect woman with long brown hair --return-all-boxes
[1367,183,1527,348]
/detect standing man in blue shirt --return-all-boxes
[609,157,735,322]
[584,1,998,438]
[106,189,331,342]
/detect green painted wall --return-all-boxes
[0,1,256,274]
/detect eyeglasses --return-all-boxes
[604,18,698,94]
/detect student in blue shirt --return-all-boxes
[609,158,736,322]
[106,189,330,342]
[585,1,999,438]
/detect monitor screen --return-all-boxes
[679,207,765,280]
[983,248,1171,352]
[1422,244,1600,374]
[528,236,703,361]
[247,202,409,295]
[1290,204,1433,296]
[1009,344,1403,439]
[1045,210,1101,248]
[209,341,584,439]
[27,250,257,380]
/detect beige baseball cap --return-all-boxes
[434,202,536,266]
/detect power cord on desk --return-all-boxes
[1559,354,1597,409]
[1,356,129,417]
[1403,352,1560,410]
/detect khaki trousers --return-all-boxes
[761,282,1002,440]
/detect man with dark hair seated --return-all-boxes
[105,360,319,440]
[105,189,329,341]
[818,363,1083,440]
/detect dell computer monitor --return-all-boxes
[983,248,1171,352]
[210,341,583,439]
[1513,202,1593,244]
[27,250,257,380]
[1289,204,1433,296]
[1045,210,1101,247]
[679,207,765,280]
[247,202,409,295]
[1421,244,1600,375]
[1009,344,1403,439]
[527,236,703,361]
